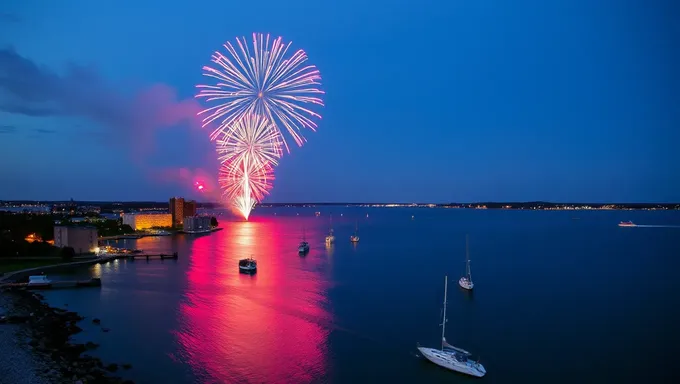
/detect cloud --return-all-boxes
[0,124,16,134]
[0,47,202,153]
[0,13,20,24]
[0,47,213,196]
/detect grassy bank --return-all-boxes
[0,258,65,274]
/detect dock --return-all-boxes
[116,252,179,261]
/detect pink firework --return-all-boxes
[218,157,275,220]
[196,33,324,152]
[214,113,282,219]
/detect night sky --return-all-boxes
[1,0,678,203]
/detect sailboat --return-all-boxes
[298,226,310,254]
[350,221,360,243]
[459,235,474,290]
[417,276,486,377]
[325,215,335,245]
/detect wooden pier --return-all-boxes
[116,252,178,261]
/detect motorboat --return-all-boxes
[458,235,474,290]
[298,226,310,254]
[417,276,486,377]
[27,275,52,287]
[298,241,310,253]
[238,256,257,273]
[618,221,636,227]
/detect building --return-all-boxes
[169,197,198,227]
[183,216,212,233]
[54,226,98,254]
[184,200,197,218]
[122,213,172,230]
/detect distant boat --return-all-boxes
[618,221,636,227]
[458,235,474,290]
[239,256,257,273]
[350,221,360,243]
[417,276,486,377]
[28,275,52,287]
[298,227,310,254]
[325,215,335,245]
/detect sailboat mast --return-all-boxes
[441,275,448,350]
[466,235,471,280]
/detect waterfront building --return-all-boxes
[122,213,172,230]
[169,197,198,227]
[54,226,98,254]
[183,216,212,232]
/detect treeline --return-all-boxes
[0,212,59,257]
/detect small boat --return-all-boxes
[315,211,321,217]
[325,215,335,245]
[417,276,486,377]
[459,235,474,290]
[238,256,257,273]
[27,275,52,288]
[350,221,360,243]
[618,221,636,227]
[298,227,310,254]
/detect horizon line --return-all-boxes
[1,200,679,205]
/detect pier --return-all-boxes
[115,252,179,261]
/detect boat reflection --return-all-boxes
[176,217,331,383]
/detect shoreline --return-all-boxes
[0,256,117,284]
[0,289,134,384]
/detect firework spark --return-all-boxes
[216,114,280,219]
[215,113,282,167]
[196,33,324,152]
[218,155,275,220]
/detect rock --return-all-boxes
[85,341,99,350]
[4,315,30,323]
[75,381,83,384]
[121,363,132,370]
[92,318,101,324]
[102,327,110,332]
[105,363,119,372]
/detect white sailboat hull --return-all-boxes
[459,277,474,290]
[418,347,486,377]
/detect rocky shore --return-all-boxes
[0,290,134,384]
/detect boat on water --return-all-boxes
[27,275,51,287]
[238,256,257,273]
[350,221,360,243]
[618,221,636,227]
[459,235,474,290]
[325,215,335,245]
[298,227,310,254]
[417,276,486,377]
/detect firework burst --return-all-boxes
[197,33,324,220]
[218,156,275,220]
[216,114,280,219]
[215,113,282,167]
[196,33,324,152]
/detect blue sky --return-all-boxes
[0,0,678,202]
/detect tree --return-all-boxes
[61,246,76,261]
[210,217,218,228]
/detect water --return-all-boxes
[40,208,680,383]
